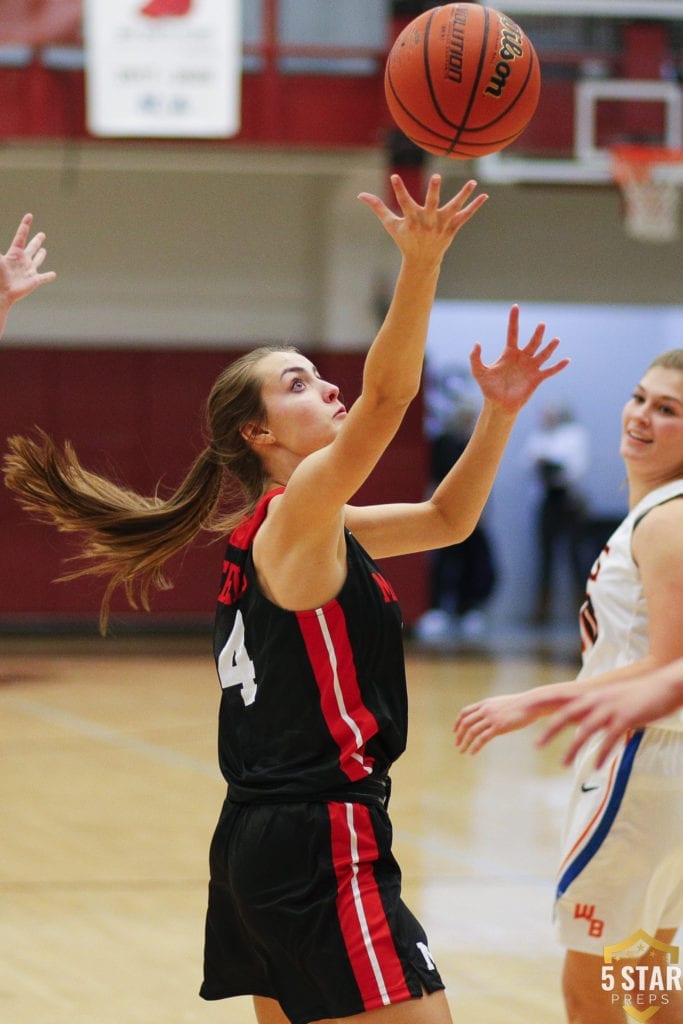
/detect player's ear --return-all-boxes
[240,422,274,448]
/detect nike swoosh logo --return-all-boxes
[581,783,600,793]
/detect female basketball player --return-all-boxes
[2,178,567,1024]
[454,351,683,1024]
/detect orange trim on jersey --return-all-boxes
[557,749,620,878]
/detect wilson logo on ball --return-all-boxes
[485,14,526,98]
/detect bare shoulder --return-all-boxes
[252,495,347,609]
[633,492,683,564]
[636,492,683,534]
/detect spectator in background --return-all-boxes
[523,403,590,624]
[415,400,497,643]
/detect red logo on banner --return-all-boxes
[140,0,192,18]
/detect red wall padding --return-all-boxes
[0,64,389,147]
[0,61,582,155]
[0,347,428,630]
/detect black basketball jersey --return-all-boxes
[212,489,408,801]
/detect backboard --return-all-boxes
[474,2,683,186]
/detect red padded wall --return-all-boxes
[0,347,427,630]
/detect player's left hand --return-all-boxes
[471,304,568,415]
[0,213,56,308]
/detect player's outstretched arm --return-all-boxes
[453,679,581,755]
[0,213,56,338]
[537,659,683,768]
[346,305,568,559]
[281,174,488,529]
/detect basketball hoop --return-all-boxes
[611,145,683,244]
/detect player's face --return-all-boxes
[254,350,347,457]
[620,366,683,482]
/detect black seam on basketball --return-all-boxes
[384,5,539,158]
[446,130,526,156]
[422,10,443,126]
[386,46,465,145]
[445,5,490,157]
[385,65,462,145]
[466,48,539,132]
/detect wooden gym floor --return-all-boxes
[1,631,586,1024]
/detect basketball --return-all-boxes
[385,3,541,159]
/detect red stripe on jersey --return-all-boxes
[297,602,377,782]
[228,488,285,551]
[328,802,411,1009]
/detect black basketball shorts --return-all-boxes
[200,796,444,1024]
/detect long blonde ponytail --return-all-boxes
[3,344,296,632]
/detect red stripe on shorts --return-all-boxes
[328,801,411,1009]
[297,602,377,781]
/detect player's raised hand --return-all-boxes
[471,304,569,416]
[358,173,488,269]
[0,213,56,309]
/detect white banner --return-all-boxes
[84,0,241,138]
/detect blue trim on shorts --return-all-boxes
[555,729,644,899]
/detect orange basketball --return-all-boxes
[385,3,541,159]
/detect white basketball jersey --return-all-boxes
[578,477,683,731]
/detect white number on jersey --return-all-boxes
[217,610,257,706]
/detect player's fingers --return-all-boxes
[453,702,482,734]
[532,336,562,365]
[389,173,422,215]
[357,191,396,229]
[453,718,476,750]
[523,321,547,355]
[8,213,33,251]
[25,231,47,259]
[441,178,478,214]
[538,355,570,381]
[469,342,484,376]
[448,191,488,231]
[505,304,520,348]
[454,713,489,753]
[558,710,617,767]
[466,727,493,755]
[423,172,443,209]
[559,728,592,767]
[536,710,574,748]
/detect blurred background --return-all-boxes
[1,0,682,637]
[2,7,683,1023]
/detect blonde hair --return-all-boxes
[645,348,683,480]
[649,348,683,373]
[3,344,297,632]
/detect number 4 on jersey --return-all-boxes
[218,610,257,706]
